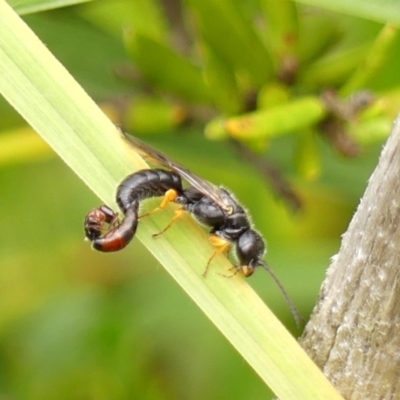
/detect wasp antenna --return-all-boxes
[259,261,303,328]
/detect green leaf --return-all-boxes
[341,23,400,95]
[258,0,299,60]
[294,130,322,180]
[297,12,342,63]
[79,0,169,42]
[8,0,91,15]
[222,97,327,140]
[202,44,242,113]
[298,44,369,89]
[0,2,343,399]
[123,97,187,135]
[293,0,400,26]
[124,30,212,104]
[185,0,273,86]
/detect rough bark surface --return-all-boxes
[300,118,400,400]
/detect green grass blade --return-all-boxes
[0,2,343,399]
[8,0,91,15]
[294,0,400,26]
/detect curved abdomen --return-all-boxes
[117,169,183,213]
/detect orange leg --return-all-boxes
[203,234,231,277]
[153,207,185,237]
[139,189,179,219]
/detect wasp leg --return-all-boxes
[222,266,241,278]
[203,234,231,277]
[152,207,185,237]
[139,189,179,219]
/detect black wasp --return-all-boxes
[84,133,300,323]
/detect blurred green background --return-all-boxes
[0,0,397,399]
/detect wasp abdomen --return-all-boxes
[117,169,183,213]
[92,202,139,252]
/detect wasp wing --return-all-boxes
[122,132,231,212]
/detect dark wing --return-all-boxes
[122,132,232,212]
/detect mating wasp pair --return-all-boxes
[84,133,299,322]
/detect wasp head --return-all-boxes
[236,229,266,275]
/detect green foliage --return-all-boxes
[0,0,398,399]
[82,0,400,177]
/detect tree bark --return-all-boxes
[300,118,400,400]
